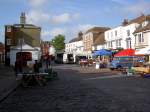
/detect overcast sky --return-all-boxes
[0,0,150,43]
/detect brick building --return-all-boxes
[0,42,5,63]
[83,27,110,57]
[5,13,41,66]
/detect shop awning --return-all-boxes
[114,49,135,57]
[93,49,112,56]
[135,47,150,55]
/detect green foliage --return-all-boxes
[51,34,65,50]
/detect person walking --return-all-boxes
[34,60,46,86]
[34,60,39,73]
[14,59,19,76]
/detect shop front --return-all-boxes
[135,47,150,63]
[10,44,40,66]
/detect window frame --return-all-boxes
[6,39,12,45]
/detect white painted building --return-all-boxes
[105,15,150,50]
[134,20,150,51]
[64,32,84,63]
[65,40,84,55]
[105,26,123,49]
[122,23,139,49]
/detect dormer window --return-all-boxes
[142,21,148,27]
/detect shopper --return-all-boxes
[34,60,39,73]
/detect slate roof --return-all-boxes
[85,27,110,34]
[93,33,105,46]
[123,14,150,26]
[134,23,150,33]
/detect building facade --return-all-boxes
[64,32,84,63]
[104,14,150,50]
[83,27,110,57]
[0,42,5,63]
[134,20,150,50]
[5,12,41,66]
[105,26,123,49]
[65,32,83,55]
[41,41,56,59]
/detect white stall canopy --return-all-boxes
[135,47,150,55]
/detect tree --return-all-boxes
[51,34,65,50]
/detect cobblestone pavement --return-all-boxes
[0,64,150,112]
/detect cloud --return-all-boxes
[63,24,95,42]
[28,0,47,7]
[50,28,66,36]
[42,28,66,37]
[26,10,80,26]
[41,24,95,41]
[41,30,51,37]
[51,13,80,24]
[26,10,50,25]
[77,24,95,33]
[123,1,150,15]
[111,0,129,5]
[106,0,150,17]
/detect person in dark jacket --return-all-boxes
[15,59,19,75]
[34,60,39,73]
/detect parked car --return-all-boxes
[109,56,144,70]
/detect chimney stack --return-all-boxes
[122,19,128,26]
[78,31,83,38]
[20,12,26,24]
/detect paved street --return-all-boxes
[0,64,150,112]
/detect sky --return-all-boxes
[0,0,150,43]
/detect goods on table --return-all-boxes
[132,67,150,74]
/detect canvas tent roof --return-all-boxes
[114,49,135,57]
[135,47,150,55]
[93,49,112,56]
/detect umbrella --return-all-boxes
[93,49,112,56]
[114,49,135,57]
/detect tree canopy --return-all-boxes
[51,34,65,50]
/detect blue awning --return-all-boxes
[93,49,112,56]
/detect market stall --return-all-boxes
[132,64,150,78]
[93,49,112,69]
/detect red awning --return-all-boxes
[114,49,135,57]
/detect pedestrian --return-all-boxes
[14,59,19,76]
[34,60,46,86]
[34,60,39,73]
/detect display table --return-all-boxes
[132,67,150,78]
[132,67,150,74]
[18,73,48,87]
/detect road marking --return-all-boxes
[83,74,129,80]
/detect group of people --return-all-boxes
[79,56,112,68]
[14,56,52,75]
